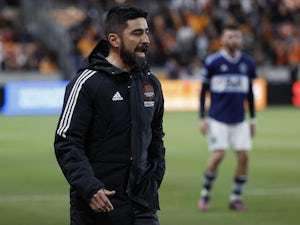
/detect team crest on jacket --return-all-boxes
[143,82,155,107]
[143,83,155,100]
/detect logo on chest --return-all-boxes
[143,82,155,107]
[112,91,123,101]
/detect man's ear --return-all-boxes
[108,33,120,48]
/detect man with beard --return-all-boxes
[197,23,257,212]
[54,5,166,225]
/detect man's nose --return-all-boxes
[141,33,150,44]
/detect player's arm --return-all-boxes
[248,81,256,137]
[199,83,209,135]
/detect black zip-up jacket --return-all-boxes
[54,40,166,220]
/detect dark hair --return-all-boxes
[104,5,148,38]
[222,22,240,32]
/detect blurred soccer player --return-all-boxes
[198,23,257,211]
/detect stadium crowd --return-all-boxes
[0,1,58,73]
[0,0,300,79]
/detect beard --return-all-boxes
[227,41,242,52]
[120,42,147,69]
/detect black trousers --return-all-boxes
[71,200,159,225]
[133,203,159,225]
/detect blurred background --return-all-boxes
[0,1,299,225]
[0,0,300,112]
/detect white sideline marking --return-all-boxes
[0,194,68,202]
[248,188,300,196]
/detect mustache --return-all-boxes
[135,44,149,52]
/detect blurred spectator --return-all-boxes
[0,0,299,81]
[39,51,58,74]
[0,6,58,73]
[76,24,98,58]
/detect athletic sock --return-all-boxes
[230,175,247,202]
[201,172,216,197]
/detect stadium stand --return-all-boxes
[0,0,299,108]
[1,0,300,78]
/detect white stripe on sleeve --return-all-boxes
[57,69,96,138]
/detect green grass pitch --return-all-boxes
[0,106,299,225]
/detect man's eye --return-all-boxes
[132,31,143,36]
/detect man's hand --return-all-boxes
[89,188,116,213]
[199,118,208,135]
